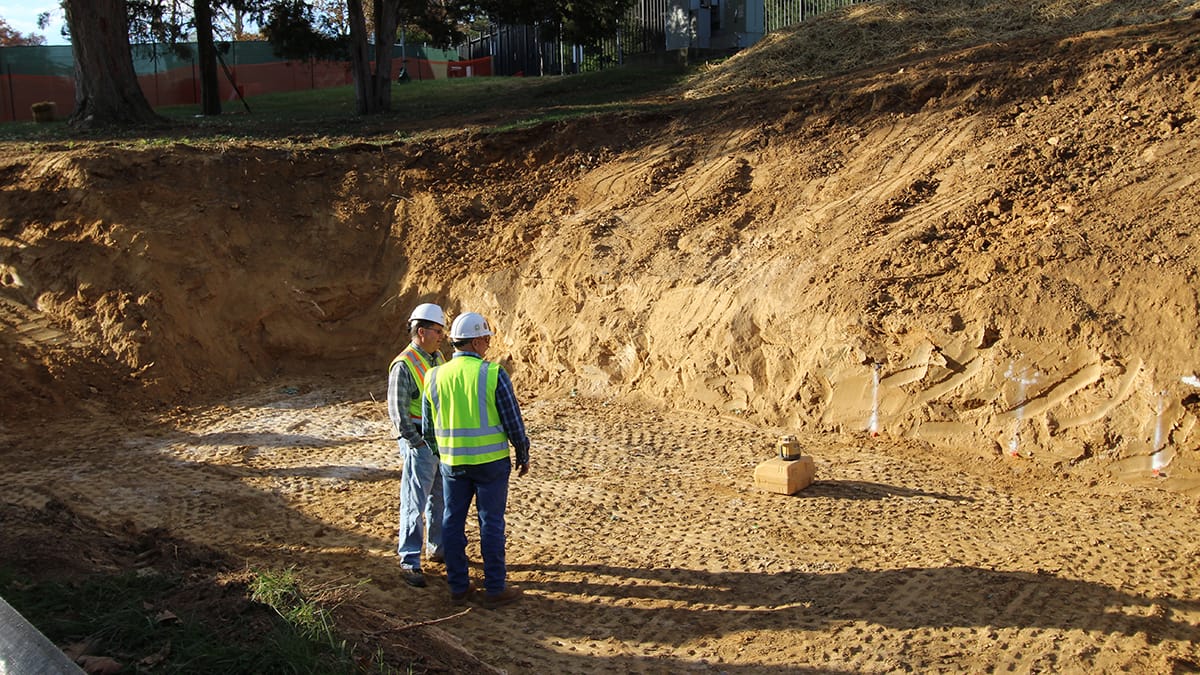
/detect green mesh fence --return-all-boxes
[0,41,468,122]
[0,40,460,77]
[0,44,75,77]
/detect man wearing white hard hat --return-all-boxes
[422,311,531,609]
[387,302,447,588]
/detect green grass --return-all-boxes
[250,566,367,648]
[0,64,693,147]
[0,565,390,674]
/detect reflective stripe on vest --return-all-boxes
[389,346,436,422]
[426,356,509,466]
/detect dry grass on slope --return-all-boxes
[684,0,1200,97]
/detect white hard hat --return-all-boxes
[409,303,445,326]
[450,312,494,339]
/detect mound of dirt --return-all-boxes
[686,0,1199,96]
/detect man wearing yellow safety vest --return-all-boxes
[387,302,447,588]
[422,311,531,609]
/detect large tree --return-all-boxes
[65,0,162,127]
[194,0,222,115]
[339,0,470,114]
[345,0,400,114]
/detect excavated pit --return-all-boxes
[3,10,1200,673]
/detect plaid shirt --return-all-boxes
[387,344,443,449]
[422,351,530,466]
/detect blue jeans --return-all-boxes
[397,441,443,570]
[442,459,511,595]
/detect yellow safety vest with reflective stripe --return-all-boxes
[389,345,438,423]
[425,355,510,466]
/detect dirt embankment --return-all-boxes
[4,16,1200,490]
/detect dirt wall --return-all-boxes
[2,17,1199,493]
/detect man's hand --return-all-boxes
[516,460,530,477]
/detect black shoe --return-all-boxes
[428,552,445,564]
[402,569,427,588]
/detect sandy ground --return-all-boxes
[3,375,1199,672]
[4,1,1200,671]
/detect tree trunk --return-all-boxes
[346,0,374,115]
[64,0,161,127]
[195,0,221,116]
[346,0,400,114]
[371,1,400,112]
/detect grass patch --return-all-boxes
[250,566,368,647]
[0,565,389,674]
[0,64,693,148]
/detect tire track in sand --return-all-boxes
[4,378,1198,673]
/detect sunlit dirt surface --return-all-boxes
[3,376,1198,672]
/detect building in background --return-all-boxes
[462,0,859,76]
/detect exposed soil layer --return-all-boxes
[3,5,1200,673]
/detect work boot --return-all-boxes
[402,568,427,588]
[480,586,523,610]
[450,583,476,606]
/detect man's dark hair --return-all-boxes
[451,338,474,350]
[410,319,439,338]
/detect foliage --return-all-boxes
[262,0,348,59]
[476,0,638,47]
[44,0,648,122]
[0,566,381,673]
[309,0,353,36]
[0,16,47,45]
[122,1,283,46]
[398,0,475,48]
[127,1,192,44]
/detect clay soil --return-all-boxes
[4,1,1200,672]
